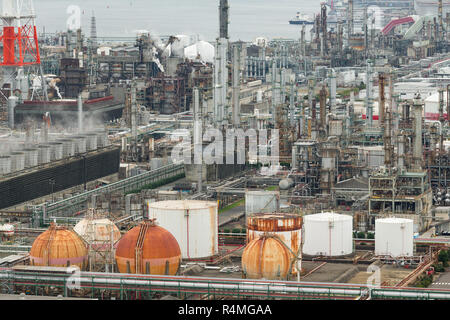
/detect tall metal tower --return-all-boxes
[88,12,98,85]
[0,0,46,97]
[0,0,47,127]
[90,12,98,50]
[213,0,229,127]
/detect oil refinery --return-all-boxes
[1,0,450,303]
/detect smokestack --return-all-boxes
[379,74,385,128]
[347,0,353,41]
[398,134,405,170]
[290,81,295,127]
[219,0,229,39]
[131,85,137,139]
[329,69,336,114]
[193,88,202,194]
[232,45,241,127]
[365,60,373,127]
[319,85,327,134]
[412,95,424,171]
[7,95,17,129]
[77,94,83,133]
[447,84,450,124]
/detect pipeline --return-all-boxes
[1,269,450,300]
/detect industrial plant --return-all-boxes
[1,0,450,302]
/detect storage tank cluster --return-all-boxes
[375,217,414,257]
[148,200,218,259]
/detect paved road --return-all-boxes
[431,270,450,289]
[218,204,245,226]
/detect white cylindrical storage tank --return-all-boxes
[48,142,63,161]
[375,218,414,257]
[0,156,12,175]
[245,190,280,217]
[72,136,87,154]
[38,145,51,164]
[57,139,75,158]
[23,148,39,168]
[85,134,98,151]
[148,200,218,259]
[303,212,353,256]
[9,152,25,172]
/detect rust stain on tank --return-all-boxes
[209,206,217,256]
[290,230,299,254]
[247,213,302,232]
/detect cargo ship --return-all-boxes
[289,12,314,25]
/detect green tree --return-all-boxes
[438,250,449,267]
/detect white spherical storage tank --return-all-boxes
[148,200,218,259]
[303,212,353,256]
[375,218,414,257]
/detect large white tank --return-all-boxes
[245,190,280,217]
[375,218,414,257]
[303,212,353,256]
[148,200,218,259]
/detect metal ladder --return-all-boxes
[135,222,149,274]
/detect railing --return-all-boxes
[0,245,32,254]
[31,164,185,227]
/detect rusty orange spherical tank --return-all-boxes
[115,220,181,275]
[29,223,88,270]
[242,235,293,280]
[247,213,303,275]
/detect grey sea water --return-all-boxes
[35,0,321,41]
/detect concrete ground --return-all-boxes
[347,264,413,286]
[301,261,358,283]
[218,204,245,227]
